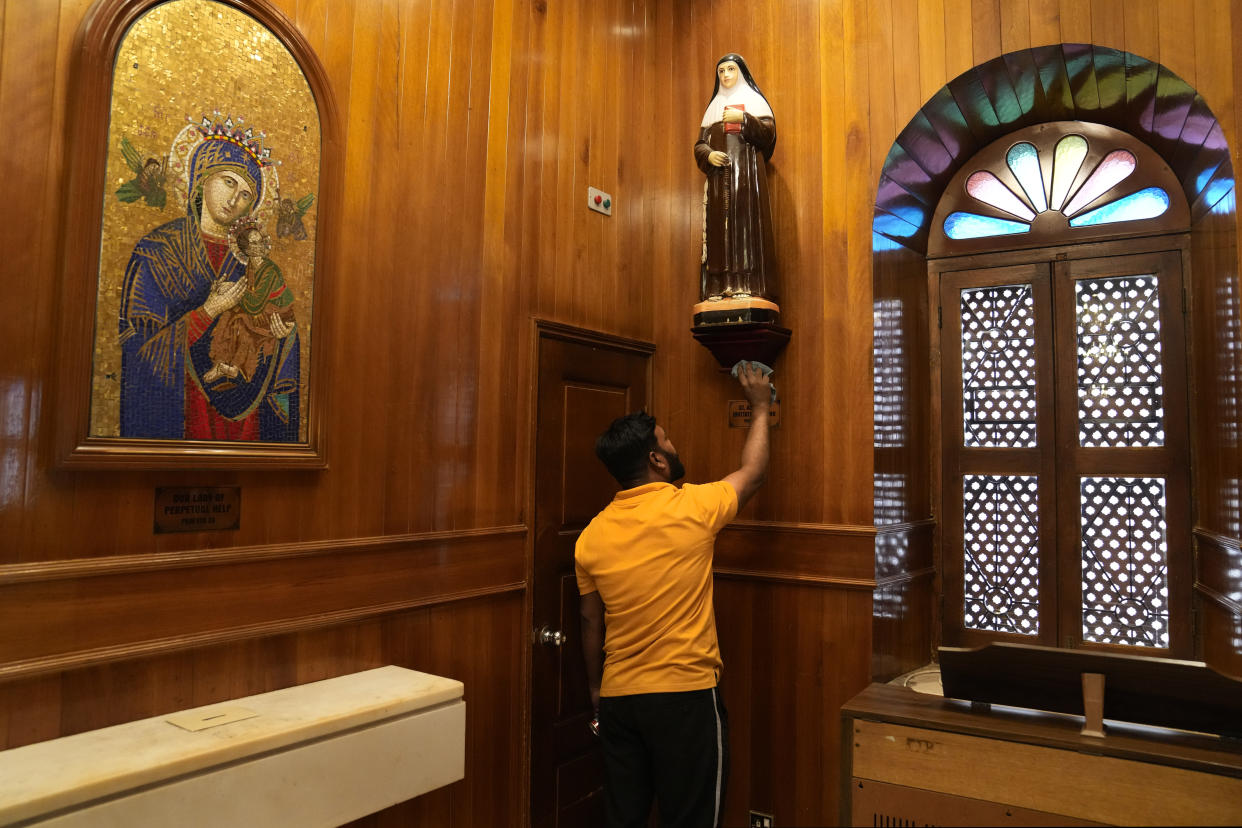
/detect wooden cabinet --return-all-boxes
[841,684,1242,826]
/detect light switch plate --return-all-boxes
[587,186,613,216]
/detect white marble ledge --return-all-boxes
[0,666,463,825]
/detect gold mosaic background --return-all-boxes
[90,0,320,440]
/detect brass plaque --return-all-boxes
[154,486,241,533]
[728,400,780,428]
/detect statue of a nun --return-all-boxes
[694,54,777,306]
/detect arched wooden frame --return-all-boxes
[929,121,1190,258]
[52,0,341,469]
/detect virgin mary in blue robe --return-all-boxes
[118,135,299,441]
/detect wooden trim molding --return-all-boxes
[1196,583,1242,617]
[533,319,657,356]
[0,527,526,683]
[1194,527,1242,615]
[874,518,937,536]
[713,520,877,586]
[0,583,524,683]
[1195,526,1242,552]
[874,566,937,589]
[875,519,936,580]
[0,526,525,584]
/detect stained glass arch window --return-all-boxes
[930,122,1190,256]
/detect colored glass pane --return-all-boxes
[1050,134,1088,211]
[1006,142,1047,212]
[1069,187,1170,227]
[966,171,1036,220]
[944,212,1030,240]
[1064,150,1137,217]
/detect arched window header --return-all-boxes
[929,122,1189,257]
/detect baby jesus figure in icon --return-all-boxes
[202,222,296,385]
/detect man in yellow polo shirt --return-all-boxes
[576,362,773,828]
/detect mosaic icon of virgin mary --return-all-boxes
[117,116,299,442]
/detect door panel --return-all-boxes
[531,325,653,828]
[939,263,1059,649]
[1051,251,1190,655]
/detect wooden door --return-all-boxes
[530,322,653,828]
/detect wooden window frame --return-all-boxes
[930,234,1195,659]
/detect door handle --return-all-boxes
[536,625,567,647]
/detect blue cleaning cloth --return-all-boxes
[730,360,777,404]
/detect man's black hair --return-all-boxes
[595,411,658,487]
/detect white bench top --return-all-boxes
[0,666,463,825]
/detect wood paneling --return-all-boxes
[714,521,877,587]
[648,0,876,530]
[5,0,1242,825]
[872,572,937,681]
[2,0,657,563]
[714,578,872,828]
[1195,529,1242,677]
[0,528,523,680]
[872,229,937,684]
[1,0,646,823]
[1189,188,1241,673]
[1201,593,1242,679]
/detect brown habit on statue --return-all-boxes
[694,115,778,302]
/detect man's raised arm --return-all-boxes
[722,361,772,510]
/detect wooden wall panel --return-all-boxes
[0,529,523,679]
[4,1,1242,826]
[714,579,872,828]
[872,569,937,681]
[1190,190,1241,673]
[1190,201,1240,541]
[0,0,659,565]
[714,522,876,586]
[647,0,877,529]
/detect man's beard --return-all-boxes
[659,449,685,483]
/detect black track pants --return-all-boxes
[598,687,729,828]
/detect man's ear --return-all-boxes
[648,449,667,474]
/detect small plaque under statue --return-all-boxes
[154,486,241,533]
[728,400,780,428]
[691,54,790,371]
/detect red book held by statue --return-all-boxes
[724,103,744,133]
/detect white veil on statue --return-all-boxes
[700,53,773,128]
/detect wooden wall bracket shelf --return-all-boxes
[690,321,791,372]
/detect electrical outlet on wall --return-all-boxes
[749,811,774,828]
